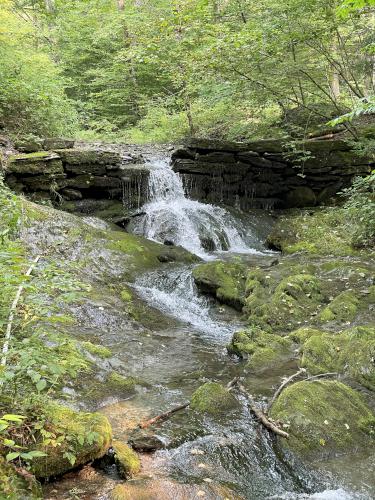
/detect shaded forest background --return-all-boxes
[0,0,375,142]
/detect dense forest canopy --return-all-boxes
[0,0,374,142]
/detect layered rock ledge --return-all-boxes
[4,145,150,210]
[172,138,374,209]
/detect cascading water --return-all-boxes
[128,158,260,258]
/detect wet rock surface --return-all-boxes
[172,138,373,209]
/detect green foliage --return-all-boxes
[340,171,375,247]
[0,0,78,137]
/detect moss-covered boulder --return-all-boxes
[270,380,375,458]
[7,152,63,175]
[190,382,237,415]
[301,327,375,390]
[245,270,324,332]
[192,260,247,310]
[228,328,292,372]
[319,290,359,323]
[112,440,141,478]
[30,403,112,478]
[0,456,42,499]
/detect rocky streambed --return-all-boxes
[0,145,374,500]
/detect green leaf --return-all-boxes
[3,414,26,422]
[6,452,20,462]
[36,379,47,391]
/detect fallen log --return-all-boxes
[236,382,289,439]
[138,402,190,429]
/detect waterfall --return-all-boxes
[128,158,259,258]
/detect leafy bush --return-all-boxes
[0,1,78,137]
[341,172,375,248]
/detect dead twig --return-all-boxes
[304,372,338,382]
[138,403,190,429]
[267,368,306,411]
[236,381,289,439]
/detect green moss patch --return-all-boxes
[190,382,237,415]
[192,260,247,310]
[267,209,359,256]
[30,402,112,478]
[270,380,375,458]
[82,341,112,359]
[319,290,359,323]
[301,327,375,390]
[106,372,138,394]
[228,328,292,372]
[245,270,324,332]
[112,440,141,478]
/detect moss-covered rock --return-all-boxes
[270,380,375,458]
[300,327,375,390]
[112,440,141,478]
[106,372,137,393]
[0,456,42,499]
[30,403,112,478]
[190,382,237,415]
[7,152,63,175]
[290,327,326,343]
[319,290,359,323]
[228,328,292,372]
[192,260,247,310]
[245,270,324,332]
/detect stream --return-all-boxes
[44,155,373,500]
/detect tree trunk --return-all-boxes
[117,0,125,10]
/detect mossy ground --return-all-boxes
[266,208,360,256]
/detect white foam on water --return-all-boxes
[129,158,261,259]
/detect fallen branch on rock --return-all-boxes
[138,402,190,429]
[267,368,306,411]
[304,372,338,382]
[235,381,290,439]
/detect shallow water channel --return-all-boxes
[43,156,374,500]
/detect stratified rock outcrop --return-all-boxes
[172,138,373,209]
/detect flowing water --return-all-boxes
[44,154,373,499]
[128,157,263,259]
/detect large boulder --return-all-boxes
[270,380,375,458]
[300,326,375,390]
